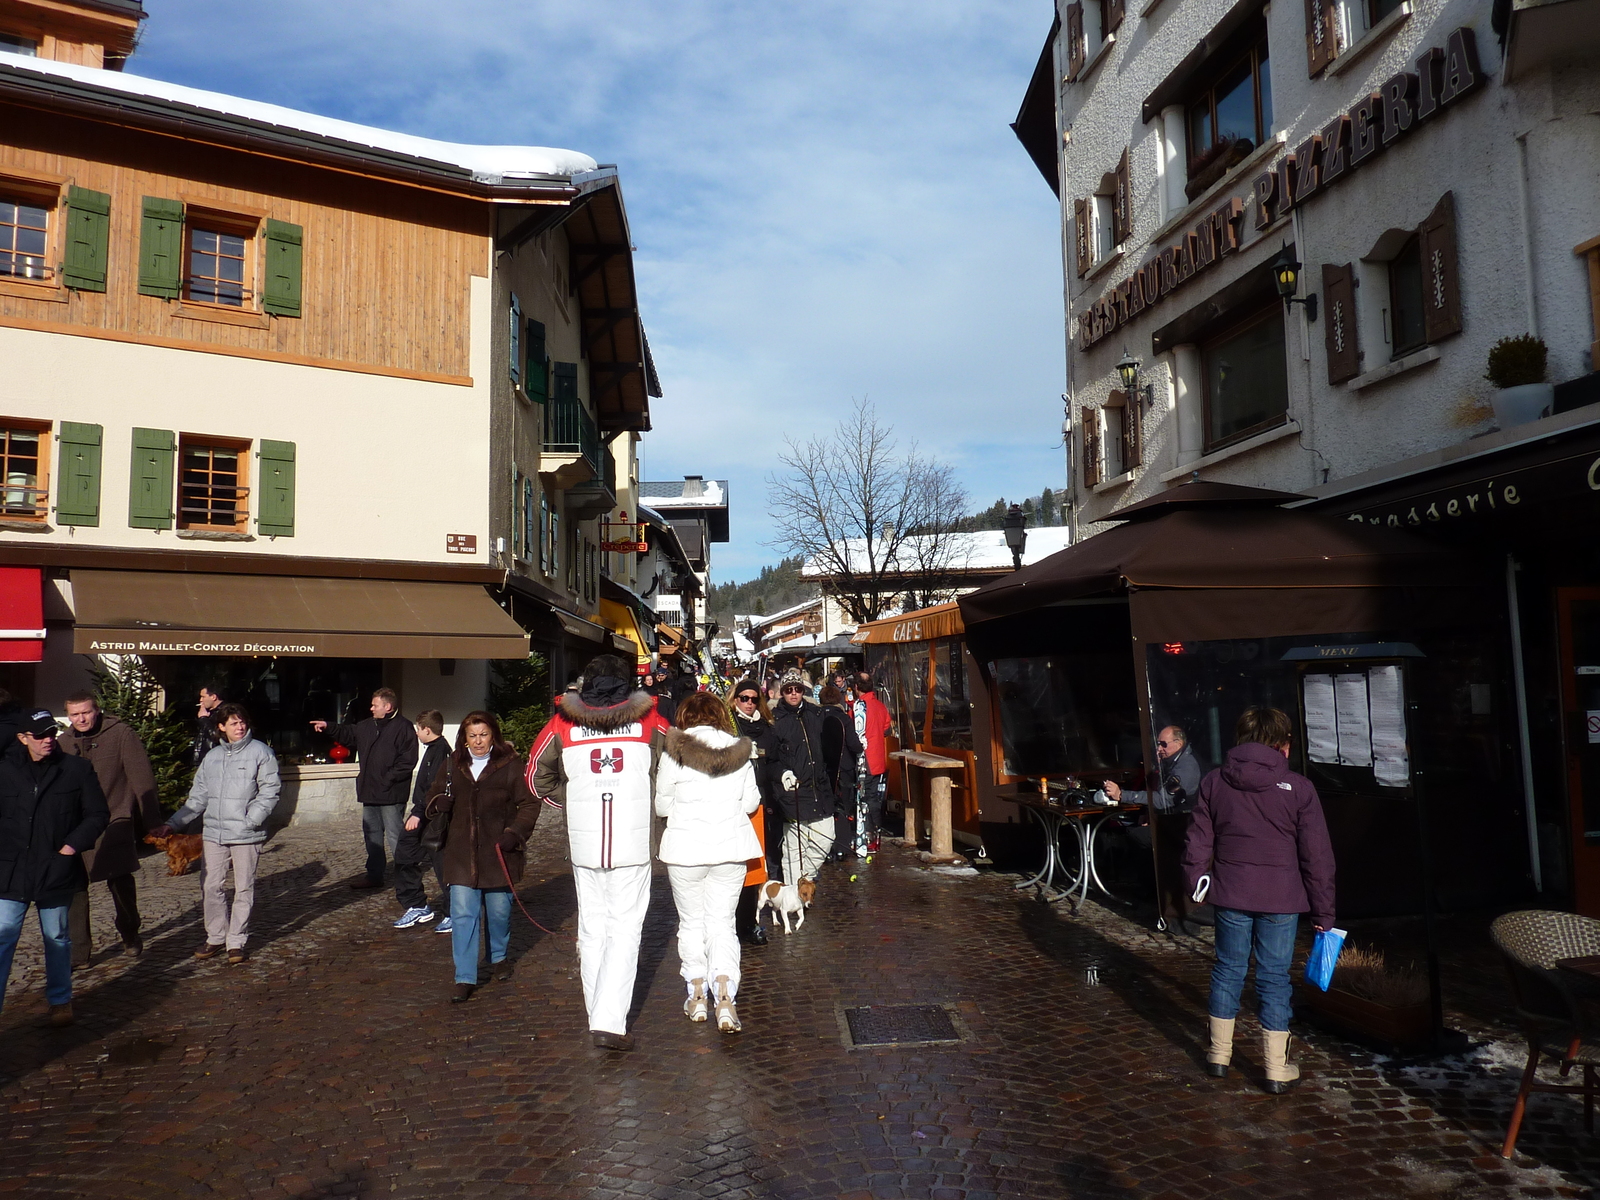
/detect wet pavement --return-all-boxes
[1,812,1595,1200]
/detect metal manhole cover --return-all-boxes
[841,1004,962,1048]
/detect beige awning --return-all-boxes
[71,570,529,659]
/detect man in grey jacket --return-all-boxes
[152,703,279,965]
[1104,724,1207,934]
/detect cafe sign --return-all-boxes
[1079,27,1485,351]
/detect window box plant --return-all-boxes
[1485,334,1552,429]
[1293,945,1431,1054]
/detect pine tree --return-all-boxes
[1039,487,1057,526]
[490,651,551,754]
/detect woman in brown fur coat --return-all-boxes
[654,692,763,1033]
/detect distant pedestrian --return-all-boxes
[392,710,451,931]
[191,682,226,770]
[1182,706,1335,1093]
[59,691,163,962]
[817,683,861,860]
[152,704,279,966]
[650,668,679,724]
[852,673,891,853]
[0,710,109,1027]
[656,692,763,1033]
[726,678,774,944]
[528,654,670,1050]
[759,668,836,886]
[423,711,539,1004]
[311,688,417,891]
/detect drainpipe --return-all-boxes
[1506,554,1543,891]
[1514,132,1539,338]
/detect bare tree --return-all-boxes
[766,400,970,623]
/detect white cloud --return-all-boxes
[134,0,1067,579]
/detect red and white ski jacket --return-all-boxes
[527,691,670,869]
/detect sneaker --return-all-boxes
[393,906,432,929]
[434,917,454,934]
[713,975,741,1033]
[684,978,708,1022]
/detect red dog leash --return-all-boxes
[495,843,570,940]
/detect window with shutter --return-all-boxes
[1304,0,1338,75]
[553,360,579,405]
[525,319,548,402]
[55,421,101,527]
[137,198,183,299]
[1066,2,1086,79]
[509,294,522,385]
[1105,0,1125,36]
[62,187,109,292]
[257,439,296,536]
[1418,191,1462,343]
[0,421,49,521]
[128,427,175,529]
[262,220,303,317]
[1074,198,1091,277]
[1321,263,1360,383]
[540,490,551,574]
[1080,406,1101,487]
[1113,150,1132,246]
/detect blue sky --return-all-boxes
[134,1,1067,581]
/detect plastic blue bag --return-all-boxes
[1303,927,1348,992]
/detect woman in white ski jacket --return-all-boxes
[655,691,762,1033]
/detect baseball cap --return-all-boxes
[21,710,58,738]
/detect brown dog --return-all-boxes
[144,832,204,877]
[755,877,816,934]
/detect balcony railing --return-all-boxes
[543,389,601,478]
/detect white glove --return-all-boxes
[781,770,798,791]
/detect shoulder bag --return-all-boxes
[420,766,453,854]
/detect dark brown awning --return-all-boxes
[71,571,528,659]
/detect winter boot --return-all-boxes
[1262,1029,1300,1094]
[1205,1016,1235,1078]
[713,974,741,1033]
[685,978,708,1022]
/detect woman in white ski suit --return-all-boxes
[654,692,763,1033]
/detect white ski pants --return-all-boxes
[666,861,745,997]
[782,816,834,885]
[572,863,651,1035]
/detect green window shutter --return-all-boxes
[525,319,548,402]
[128,427,175,529]
[55,421,102,526]
[262,219,303,317]
[62,187,110,292]
[137,197,183,299]
[509,294,522,385]
[256,439,296,536]
[553,361,578,405]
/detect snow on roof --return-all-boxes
[639,479,728,507]
[745,596,821,630]
[0,50,596,181]
[763,621,806,640]
[801,527,1075,577]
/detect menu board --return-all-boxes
[1300,665,1411,787]
[1303,674,1339,764]
[1367,664,1410,787]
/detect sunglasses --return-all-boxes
[1157,740,1175,748]
[781,685,804,694]
[736,694,759,703]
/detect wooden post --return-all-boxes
[901,767,920,848]
[930,771,954,859]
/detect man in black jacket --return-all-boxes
[757,670,836,885]
[392,710,451,929]
[0,710,110,1027]
[311,688,417,889]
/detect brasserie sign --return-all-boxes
[1079,27,1484,350]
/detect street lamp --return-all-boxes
[1271,243,1318,322]
[1113,346,1155,409]
[1002,503,1027,570]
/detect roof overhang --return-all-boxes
[1010,16,1060,197]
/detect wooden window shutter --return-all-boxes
[1111,388,1141,470]
[1066,2,1085,79]
[1080,406,1101,487]
[509,294,522,384]
[55,421,102,526]
[539,490,550,573]
[1321,263,1360,383]
[553,361,579,404]
[137,198,184,299]
[525,319,548,402]
[62,187,110,292]
[128,427,175,529]
[256,439,296,536]
[1105,0,1126,36]
[1419,191,1463,342]
[1113,150,1132,246]
[1073,199,1091,277]
[1304,0,1338,75]
[262,219,304,317]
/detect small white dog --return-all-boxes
[756,878,817,934]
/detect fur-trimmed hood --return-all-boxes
[556,690,656,732]
[663,726,753,778]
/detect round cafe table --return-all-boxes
[1013,792,1134,910]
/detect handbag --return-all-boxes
[419,766,453,854]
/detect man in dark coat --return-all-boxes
[392,710,453,930]
[1105,723,1207,933]
[758,669,836,885]
[60,692,163,962]
[191,683,226,771]
[0,710,110,1026]
[311,687,417,890]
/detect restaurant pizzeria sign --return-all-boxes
[1078,27,1484,350]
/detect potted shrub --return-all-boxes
[1184,135,1252,202]
[1294,945,1431,1054]
[1485,334,1552,428]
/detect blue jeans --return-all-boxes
[362,804,405,884]
[449,886,510,984]
[0,899,72,1009]
[1210,908,1299,1031]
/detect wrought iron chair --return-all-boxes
[1489,910,1600,1158]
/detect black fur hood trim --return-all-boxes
[557,690,656,732]
[664,727,753,778]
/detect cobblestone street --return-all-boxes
[1,815,1595,1200]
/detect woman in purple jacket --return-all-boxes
[1182,706,1335,1094]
